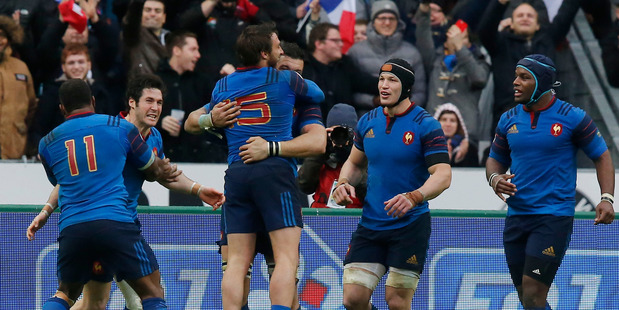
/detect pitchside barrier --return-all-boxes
[1,206,617,309]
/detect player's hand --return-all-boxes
[197,186,226,210]
[491,174,517,202]
[384,194,414,218]
[219,63,236,76]
[27,212,49,241]
[159,158,182,183]
[239,136,268,163]
[211,101,241,128]
[161,116,182,137]
[333,183,356,206]
[594,201,614,225]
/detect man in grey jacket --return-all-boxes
[347,0,426,117]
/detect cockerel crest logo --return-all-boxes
[403,131,415,145]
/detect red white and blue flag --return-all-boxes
[318,0,357,54]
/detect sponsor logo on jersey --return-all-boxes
[542,246,556,257]
[507,124,518,134]
[92,261,104,275]
[551,123,563,137]
[365,129,375,139]
[403,131,414,145]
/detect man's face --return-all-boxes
[317,28,343,62]
[142,0,166,31]
[373,12,398,37]
[0,30,7,55]
[354,24,367,43]
[430,4,446,27]
[132,88,163,128]
[62,53,91,79]
[378,72,402,106]
[276,55,304,74]
[513,66,536,103]
[62,25,88,45]
[266,33,283,68]
[175,37,201,72]
[511,3,540,38]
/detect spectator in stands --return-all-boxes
[155,31,226,165]
[478,0,581,139]
[298,103,365,208]
[409,0,450,47]
[32,43,116,152]
[0,16,37,159]
[347,0,426,116]
[179,0,270,78]
[122,0,169,77]
[303,22,377,121]
[434,103,478,166]
[354,19,368,43]
[416,2,489,160]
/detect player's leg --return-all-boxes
[269,227,302,308]
[520,215,573,309]
[71,280,112,310]
[43,282,84,310]
[342,225,388,310]
[221,219,253,310]
[105,221,166,309]
[116,279,143,310]
[503,215,531,304]
[223,233,257,309]
[383,213,430,310]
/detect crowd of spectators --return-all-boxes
[0,0,618,167]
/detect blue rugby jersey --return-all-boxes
[489,97,608,216]
[119,112,165,219]
[353,104,449,230]
[206,67,324,165]
[39,113,156,231]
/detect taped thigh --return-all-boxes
[385,267,420,290]
[343,262,386,291]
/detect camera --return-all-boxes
[327,126,354,163]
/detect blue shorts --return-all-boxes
[503,215,573,286]
[57,220,159,284]
[344,212,431,272]
[223,158,303,234]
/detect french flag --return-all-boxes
[320,0,356,53]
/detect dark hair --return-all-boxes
[61,43,91,64]
[281,41,305,60]
[125,74,167,109]
[144,0,166,11]
[0,15,23,45]
[236,22,278,67]
[59,79,92,113]
[308,23,338,53]
[355,19,368,26]
[165,31,198,55]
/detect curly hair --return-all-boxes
[0,15,24,45]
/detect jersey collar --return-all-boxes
[66,111,94,120]
[119,111,151,140]
[523,95,557,112]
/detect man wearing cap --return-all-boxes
[486,54,615,309]
[333,59,451,310]
[347,0,427,118]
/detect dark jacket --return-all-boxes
[302,55,377,121]
[123,0,168,77]
[155,59,226,163]
[478,0,580,116]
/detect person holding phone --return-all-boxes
[415,1,490,167]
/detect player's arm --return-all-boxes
[593,150,615,224]
[288,72,325,104]
[239,123,326,163]
[27,184,59,241]
[158,173,225,210]
[486,125,516,201]
[124,125,181,182]
[185,102,240,134]
[332,146,367,206]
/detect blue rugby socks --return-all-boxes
[271,306,290,310]
[42,297,70,310]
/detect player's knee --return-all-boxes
[342,289,371,310]
[385,268,420,291]
[343,263,385,291]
